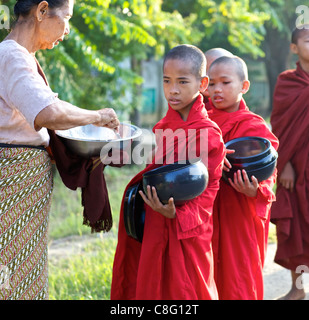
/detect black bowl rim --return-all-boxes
[227,157,277,173]
[225,136,272,161]
[223,157,277,182]
[124,182,145,241]
[55,122,142,143]
[142,158,204,178]
[227,147,278,169]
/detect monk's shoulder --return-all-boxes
[278,68,298,82]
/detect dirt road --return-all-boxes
[48,236,309,300]
[263,243,309,300]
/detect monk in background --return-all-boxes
[205,48,234,75]
[207,56,279,299]
[203,48,234,110]
[270,24,309,300]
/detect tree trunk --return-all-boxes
[262,26,291,116]
[129,57,142,127]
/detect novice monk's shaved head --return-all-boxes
[291,24,309,44]
[209,56,248,81]
[163,44,207,78]
[204,48,234,74]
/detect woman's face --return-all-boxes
[38,0,74,50]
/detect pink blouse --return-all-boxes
[0,40,59,147]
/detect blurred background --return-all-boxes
[0,0,305,127]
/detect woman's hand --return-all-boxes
[95,108,120,129]
[139,185,176,219]
[35,101,120,131]
[228,169,259,197]
[223,149,235,172]
[279,161,295,192]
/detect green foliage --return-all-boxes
[164,0,270,58]
[251,0,305,34]
[0,0,305,116]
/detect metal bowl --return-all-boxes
[142,158,209,205]
[223,136,278,182]
[55,123,142,158]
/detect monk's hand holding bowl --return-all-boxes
[139,185,176,219]
[223,148,235,172]
[229,169,259,197]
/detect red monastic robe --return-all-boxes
[270,62,309,271]
[208,99,279,300]
[111,95,225,300]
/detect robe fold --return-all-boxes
[208,99,279,300]
[111,94,225,300]
[270,62,309,271]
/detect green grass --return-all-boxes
[49,236,117,300]
[268,222,277,244]
[48,164,143,300]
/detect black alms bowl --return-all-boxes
[142,158,209,205]
[123,182,145,242]
[223,136,278,183]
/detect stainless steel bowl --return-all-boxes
[55,123,142,158]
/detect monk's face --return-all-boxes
[163,58,208,121]
[208,63,249,113]
[291,29,309,63]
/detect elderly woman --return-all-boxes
[0,0,119,300]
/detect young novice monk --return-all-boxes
[111,45,225,300]
[207,56,279,300]
[203,48,234,110]
[270,25,309,300]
